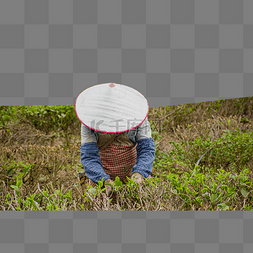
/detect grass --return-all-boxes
[0,97,253,211]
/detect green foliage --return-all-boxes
[159,167,253,211]
[114,176,123,187]
[3,160,33,185]
[2,97,253,211]
[0,106,17,129]
[3,167,253,211]
[19,105,77,134]
[167,129,253,173]
[6,179,74,211]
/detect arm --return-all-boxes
[131,118,156,179]
[80,124,110,185]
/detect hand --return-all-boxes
[131,173,143,184]
[104,179,114,195]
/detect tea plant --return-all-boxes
[1,97,253,210]
[0,106,17,129]
[18,105,78,135]
[166,129,253,174]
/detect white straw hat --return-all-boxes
[75,83,149,133]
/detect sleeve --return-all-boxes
[80,124,110,185]
[131,118,156,178]
[81,123,97,144]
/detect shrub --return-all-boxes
[19,105,78,134]
[167,129,253,173]
[0,106,17,129]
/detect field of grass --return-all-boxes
[1,97,253,211]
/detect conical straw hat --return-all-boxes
[75,83,149,133]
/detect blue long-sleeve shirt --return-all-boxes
[80,118,156,185]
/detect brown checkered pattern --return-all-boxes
[89,143,137,187]
[99,143,137,169]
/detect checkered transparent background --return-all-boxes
[0,0,253,107]
[1,1,253,252]
[1,211,253,253]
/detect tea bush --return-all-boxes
[167,129,253,173]
[18,105,78,134]
[0,106,17,129]
[1,97,253,210]
[3,168,253,211]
